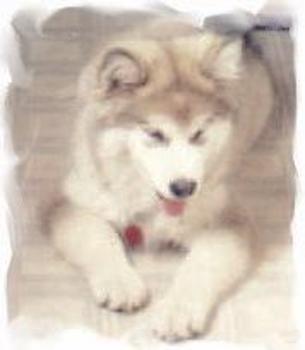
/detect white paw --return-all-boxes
[150,291,210,341]
[88,265,149,312]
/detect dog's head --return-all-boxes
[82,32,243,212]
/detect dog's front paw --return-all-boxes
[88,265,149,312]
[150,291,210,341]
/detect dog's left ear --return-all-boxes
[99,48,147,96]
[201,36,243,81]
[214,39,242,79]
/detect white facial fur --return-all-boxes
[127,114,232,199]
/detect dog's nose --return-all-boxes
[169,179,197,198]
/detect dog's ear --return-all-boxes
[200,35,243,81]
[99,48,147,96]
[213,39,242,80]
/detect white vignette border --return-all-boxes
[0,1,304,349]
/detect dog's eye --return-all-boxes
[190,129,206,144]
[145,129,168,143]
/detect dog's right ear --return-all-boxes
[99,48,147,97]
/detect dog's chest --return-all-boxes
[121,211,190,250]
[107,165,191,246]
[119,188,228,250]
[108,172,218,249]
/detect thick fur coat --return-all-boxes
[49,17,273,341]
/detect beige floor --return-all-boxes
[7,7,297,349]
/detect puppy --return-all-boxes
[49,18,273,340]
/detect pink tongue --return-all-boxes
[160,198,186,216]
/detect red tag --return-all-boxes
[123,225,143,249]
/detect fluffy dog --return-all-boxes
[50,17,273,340]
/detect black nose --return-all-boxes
[169,179,197,198]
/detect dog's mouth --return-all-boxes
[157,192,186,217]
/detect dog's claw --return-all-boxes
[89,266,149,312]
[149,292,210,341]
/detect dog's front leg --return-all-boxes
[151,226,253,341]
[51,204,149,311]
